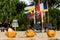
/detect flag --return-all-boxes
[43,2,48,9]
[35,2,48,12]
[24,2,35,19]
[35,4,40,12]
[40,3,44,11]
[35,4,40,18]
[26,12,34,18]
[40,2,48,12]
[24,10,30,14]
[24,6,35,10]
[24,2,35,14]
[25,13,30,16]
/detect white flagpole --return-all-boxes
[40,3,44,33]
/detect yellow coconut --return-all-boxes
[47,30,56,37]
[25,29,35,37]
[6,28,17,38]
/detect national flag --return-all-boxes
[24,2,35,13]
[24,2,35,19]
[25,13,30,16]
[40,2,48,12]
[35,4,40,12]
[43,2,48,9]
[40,3,44,11]
[24,10,30,14]
[24,6,35,12]
[26,12,34,18]
[35,2,48,12]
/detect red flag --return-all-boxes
[35,4,40,12]
[27,13,34,18]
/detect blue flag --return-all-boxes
[43,2,47,9]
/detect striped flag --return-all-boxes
[24,10,30,14]
[35,2,48,12]
[24,2,35,19]
[40,2,48,12]
[26,12,34,18]
[35,2,48,18]
[24,2,35,14]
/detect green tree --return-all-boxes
[47,0,60,7]
[0,0,18,23]
[49,8,60,26]
[0,0,27,30]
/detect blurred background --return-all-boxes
[0,0,60,31]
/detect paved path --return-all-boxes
[0,31,60,40]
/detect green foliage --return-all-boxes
[49,8,60,26]
[0,0,28,31]
[0,0,18,22]
[47,0,60,7]
[16,2,26,13]
[16,24,26,31]
[0,0,60,30]
[0,0,26,23]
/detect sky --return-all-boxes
[19,0,33,5]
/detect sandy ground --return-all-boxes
[0,31,60,40]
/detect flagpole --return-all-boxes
[47,2,49,23]
[38,0,44,33]
[34,10,36,24]
[41,12,44,33]
[34,2,36,24]
[39,0,44,33]
[47,11,49,23]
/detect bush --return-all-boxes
[16,24,26,31]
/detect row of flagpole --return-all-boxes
[33,0,49,32]
[24,0,49,32]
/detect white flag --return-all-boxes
[40,3,44,11]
